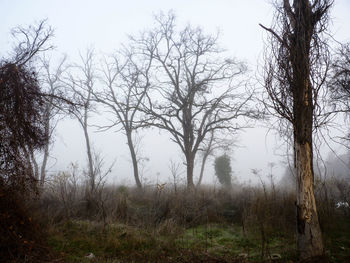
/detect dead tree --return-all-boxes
[260,0,333,259]
[137,13,253,189]
[95,46,153,189]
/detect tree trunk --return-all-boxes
[294,85,324,258]
[40,108,51,188]
[197,131,214,187]
[23,146,38,182]
[291,1,324,259]
[197,152,209,187]
[82,121,95,194]
[186,154,195,190]
[295,139,324,259]
[126,131,142,189]
[40,141,49,187]
[29,147,39,181]
[261,0,329,259]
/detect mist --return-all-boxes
[1,1,350,262]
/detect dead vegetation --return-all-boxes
[33,171,350,263]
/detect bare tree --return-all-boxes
[330,43,350,136]
[168,159,182,193]
[136,13,253,189]
[9,19,54,66]
[36,55,67,187]
[95,46,153,189]
[260,0,333,259]
[64,49,97,195]
[331,43,350,101]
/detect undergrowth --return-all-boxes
[46,217,350,263]
[37,181,350,262]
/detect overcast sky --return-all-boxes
[2,0,350,186]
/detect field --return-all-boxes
[34,182,350,263]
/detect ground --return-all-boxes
[46,218,350,263]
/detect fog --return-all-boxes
[2,0,350,186]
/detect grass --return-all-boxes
[179,224,296,262]
[47,220,162,262]
[47,220,298,262]
[42,184,350,263]
[46,218,350,263]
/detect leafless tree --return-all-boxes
[260,0,333,259]
[168,159,182,193]
[330,43,350,142]
[10,19,54,66]
[64,49,97,195]
[94,46,153,189]
[135,13,253,189]
[331,43,350,107]
[35,55,67,187]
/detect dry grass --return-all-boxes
[2,171,349,263]
[34,174,350,262]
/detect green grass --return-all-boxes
[178,223,296,262]
[48,220,161,262]
[48,221,245,262]
[47,219,349,262]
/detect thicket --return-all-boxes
[0,21,60,262]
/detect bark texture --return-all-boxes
[291,0,324,258]
[295,141,323,258]
[261,0,332,259]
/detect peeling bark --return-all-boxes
[291,1,325,258]
[261,0,332,259]
[295,141,323,258]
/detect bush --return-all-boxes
[214,154,232,187]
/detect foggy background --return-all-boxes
[1,0,350,186]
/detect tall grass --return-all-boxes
[35,171,350,262]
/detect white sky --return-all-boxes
[1,0,350,186]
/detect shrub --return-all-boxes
[214,154,232,187]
